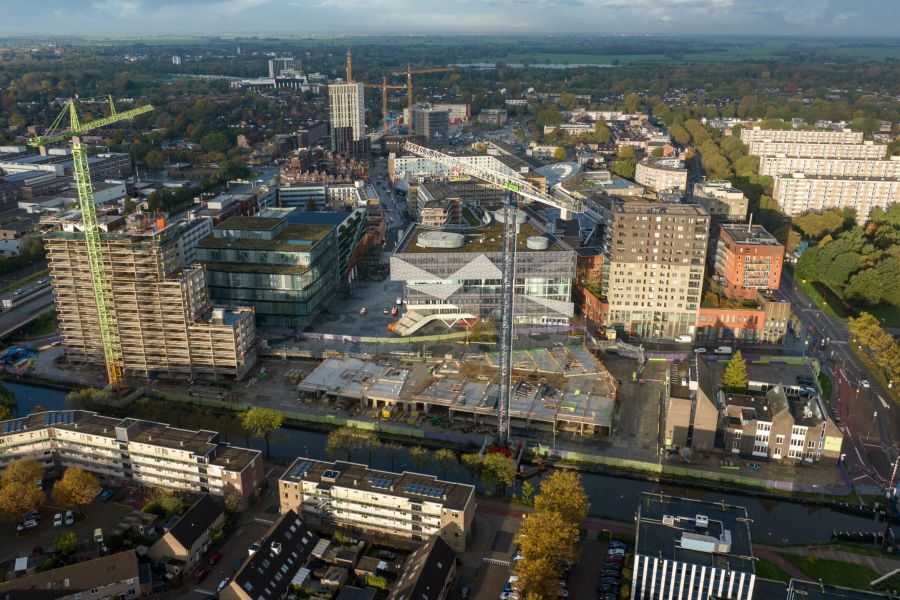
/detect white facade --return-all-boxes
[328,82,365,151]
[758,156,900,178]
[178,216,213,265]
[631,554,755,600]
[772,174,900,221]
[740,127,863,145]
[0,411,261,502]
[388,154,519,181]
[635,158,688,192]
[747,140,886,160]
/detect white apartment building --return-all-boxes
[747,140,886,160]
[635,157,688,192]
[758,156,900,178]
[278,458,475,551]
[388,154,521,181]
[0,410,264,508]
[691,180,748,221]
[739,127,863,145]
[178,216,213,265]
[328,82,366,155]
[772,173,900,220]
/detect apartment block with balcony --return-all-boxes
[739,127,864,145]
[772,173,899,221]
[278,458,475,551]
[0,410,263,509]
[714,223,784,300]
[691,180,748,222]
[417,181,461,228]
[605,201,709,340]
[635,157,688,192]
[746,140,886,160]
[757,156,900,179]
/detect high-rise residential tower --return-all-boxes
[328,82,367,155]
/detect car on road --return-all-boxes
[64,510,74,526]
[694,347,707,354]
[194,564,211,584]
[861,379,871,389]
[53,513,63,527]
[714,346,733,355]
[217,578,231,593]
[499,593,519,600]
[675,334,693,343]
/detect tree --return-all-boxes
[515,510,579,563]
[1,459,43,488]
[592,121,612,143]
[612,158,637,180]
[144,149,166,170]
[0,482,44,521]
[200,131,229,153]
[521,480,535,505]
[722,350,748,391]
[143,487,185,518]
[533,470,589,525]
[515,555,560,599]
[326,426,379,462]
[552,147,566,161]
[409,446,430,472]
[122,198,137,215]
[558,92,577,110]
[54,531,77,555]
[433,448,456,479]
[52,467,100,510]
[669,123,691,145]
[617,145,636,159]
[241,407,283,458]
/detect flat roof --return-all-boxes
[280,458,474,511]
[399,221,563,254]
[787,580,896,599]
[613,200,709,217]
[720,223,783,246]
[636,493,754,574]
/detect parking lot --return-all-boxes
[1,488,141,566]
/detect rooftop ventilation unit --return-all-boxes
[695,514,709,529]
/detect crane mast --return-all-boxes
[29,97,155,388]
[399,142,586,446]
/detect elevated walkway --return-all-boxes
[392,309,477,336]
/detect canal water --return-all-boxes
[9,382,885,544]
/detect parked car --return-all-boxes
[207,551,223,566]
[861,379,871,389]
[460,586,470,599]
[609,540,627,550]
[675,334,693,343]
[53,513,63,527]
[17,518,38,532]
[714,346,733,355]
[194,565,211,584]
[64,511,74,526]
[217,578,231,593]
[97,488,114,501]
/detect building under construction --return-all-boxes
[43,211,257,381]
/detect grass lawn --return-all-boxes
[20,310,58,337]
[778,553,879,589]
[756,558,791,583]
[865,303,900,329]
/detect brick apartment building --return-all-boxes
[714,223,784,300]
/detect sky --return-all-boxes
[2,0,898,37]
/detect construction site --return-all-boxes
[296,346,617,438]
[43,209,258,381]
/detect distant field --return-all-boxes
[478,41,900,65]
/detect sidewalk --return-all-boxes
[776,545,900,577]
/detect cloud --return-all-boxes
[92,0,267,21]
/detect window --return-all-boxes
[775,435,785,445]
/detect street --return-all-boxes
[780,269,898,489]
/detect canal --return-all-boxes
[9,382,886,544]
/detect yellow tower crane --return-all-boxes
[28,97,155,388]
[364,77,406,135]
[391,65,456,135]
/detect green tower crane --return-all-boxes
[28,97,155,388]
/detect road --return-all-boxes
[0,277,55,339]
[779,269,898,487]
